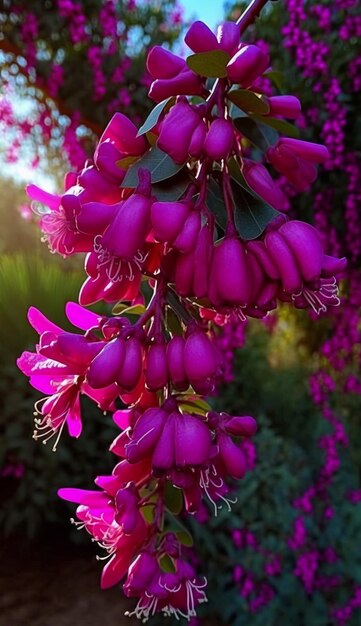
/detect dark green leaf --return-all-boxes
[159,554,176,573]
[116,155,139,169]
[233,117,278,151]
[151,170,190,201]
[176,529,194,547]
[136,97,175,137]
[227,157,254,194]
[251,114,300,138]
[206,177,227,230]
[231,179,281,240]
[122,147,185,187]
[264,70,284,90]
[187,49,231,78]
[112,303,146,316]
[165,481,183,515]
[141,505,155,524]
[227,89,270,115]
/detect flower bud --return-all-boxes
[264,230,302,293]
[149,70,202,103]
[267,95,301,119]
[173,212,201,253]
[185,21,219,53]
[157,101,201,164]
[174,413,212,467]
[96,112,146,157]
[188,120,207,158]
[193,226,213,298]
[125,407,168,463]
[123,552,159,597]
[211,237,250,306]
[226,44,269,87]
[87,338,125,388]
[204,119,234,161]
[218,433,247,478]
[184,331,220,381]
[151,201,190,243]
[216,22,240,55]
[115,484,140,534]
[224,415,257,437]
[102,192,151,259]
[174,250,194,296]
[279,220,323,282]
[145,343,168,391]
[167,336,188,390]
[117,338,143,391]
[242,160,285,211]
[147,46,185,79]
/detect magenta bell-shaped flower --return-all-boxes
[264,229,303,294]
[242,160,286,211]
[185,20,219,52]
[167,336,188,390]
[86,337,125,389]
[117,337,143,391]
[145,342,168,391]
[267,138,329,191]
[216,22,241,55]
[101,190,151,260]
[123,551,159,597]
[204,119,234,161]
[188,120,207,159]
[115,483,141,534]
[152,411,213,473]
[278,220,323,282]
[149,69,203,103]
[267,96,301,119]
[125,407,168,463]
[147,45,186,79]
[210,237,250,306]
[157,101,202,164]
[192,225,213,298]
[227,44,269,88]
[184,330,220,382]
[218,433,247,478]
[173,212,201,253]
[151,201,190,243]
[223,415,257,437]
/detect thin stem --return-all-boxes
[236,0,272,34]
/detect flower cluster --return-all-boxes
[17,3,345,621]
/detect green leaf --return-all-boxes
[227,89,270,115]
[233,117,278,152]
[166,307,184,336]
[251,114,300,138]
[264,70,283,90]
[122,147,185,187]
[116,155,139,169]
[176,529,194,547]
[137,97,175,137]
[141,505,155,524]
[159,554,176,573]
[187,49,231,78]
[151,170,190,201]
[165,513,194,547]
[206,177,227,230]
[231,179,281,240]
[112,303,146,316]
[165,482,183,515]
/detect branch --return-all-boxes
[236,0,273,34]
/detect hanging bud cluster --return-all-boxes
[19,3,346,622]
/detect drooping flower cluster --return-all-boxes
[18,2,346,621]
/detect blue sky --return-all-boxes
[181,0,225,29]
